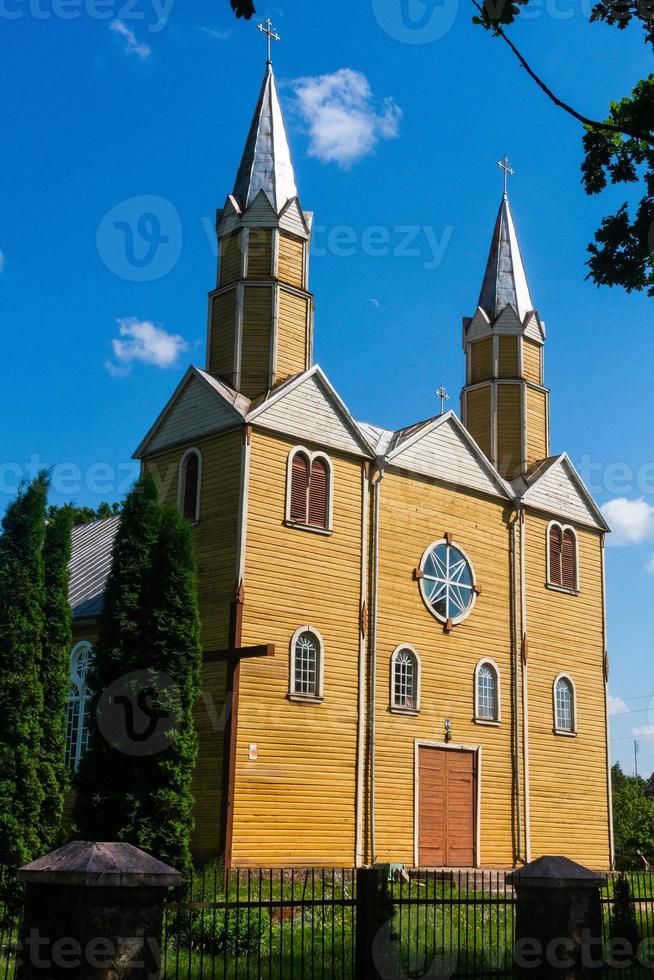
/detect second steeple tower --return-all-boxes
[461,189,549,481]
[207,60,314,400]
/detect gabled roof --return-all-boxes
[133,366,250,459]
[387,411,513,500]
[68,515,120,621]
[247,365,376,457]
[232,65,298,214]
[518,453,609,532]
[478,194,534,323]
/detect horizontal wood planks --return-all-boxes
[523,338,543,385]
[374,473,514,867]
[498,336,518,378]
[526,388,548,466]
[247,229,273,279]
[497,383,522,480]
[241,286,272,398]
[278,233,305,289]
[466,386,492,461]
[233,430,364,866]
[209,290,237,384]
[190,659,229,862]
[276,289,309,383]
[219,231,242,286]
[470,338,493,383]
[523,512,610,867]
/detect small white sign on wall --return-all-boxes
[248,743,258,761]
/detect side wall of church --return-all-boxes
[523,511,611,868]
[373,470,517,868]
[232,428,365,867]
[143,426,244,861]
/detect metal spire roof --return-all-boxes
[478,194,533,322]
[232,64,298,213]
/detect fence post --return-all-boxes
[16,840,181,979]
[355,867,380,980]
[507,855,606,978]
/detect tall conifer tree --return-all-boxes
[74,474,161,841]
[122,504,202,872]
[40,505,74,850]
[0,474,48,867]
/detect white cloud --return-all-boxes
[370,298,380,309]
[632,724,654,737]
[601,497,654,546]
[0,250,4,273]
[289,69,401,168]
[199,26,232,39]
[647,555,654,575]
[110,19,152,60]
[106,317,188,376]
[609,695,629,716]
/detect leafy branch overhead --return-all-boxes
[473,0,654,295]
[231,0,256,18]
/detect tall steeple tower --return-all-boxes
[461,171,549,481]
[207,34,313,400]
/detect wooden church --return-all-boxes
[68,52,613,870]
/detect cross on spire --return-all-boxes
[497,155,514,197]
[258,18,280,65]
[435,385,450,415]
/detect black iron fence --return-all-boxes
[7,862,654,977]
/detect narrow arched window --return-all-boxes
[289,627,324,700]
[548,522,578,591]
[308,456,329,529]
[554,675,575,733]
[65,642,94,773]
[475,659,500,722]
[549,523,563,586]
[562,529,577,591]
[287,449,333,531]
[391,646,420,712]
[290,451,310,524]
[179,449,201,523]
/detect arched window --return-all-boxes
[548,522,578,591]
[287,448,332,531]
[289,627,324,701]
[475,659,500,723]
[390,646,420,712]
[554,674,576,733]
[179,448,202,523]
[65,642,94,773]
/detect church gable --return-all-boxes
[134,367,247,458]
[523,454,608,531]
[389,413,510,499]
[247,367,373,457]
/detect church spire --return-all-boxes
[461,162,549,482]
[231,62,298,214]
[207,33,314,400]
[478,191,533,323]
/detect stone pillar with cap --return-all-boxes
[16,840,181,979]
[507,855,607,978]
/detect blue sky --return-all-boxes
[0,0,651,773]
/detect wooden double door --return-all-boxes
[417,746,477,867]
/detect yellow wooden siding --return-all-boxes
[247,229,273,280]
[497,384,522,480]
[374,474,515,867]
[190,658,229,862]
[470,338,493,383]
[523,514,610,868]
[143,428,243,651]
[498,336,518,378]
[219,232,242,286]
[233,430,364,866]
[526,388,548,467]
[240,286,273,399]
[276,289,308,383]
[523,339,542,385]
[209,290,237,385]
[465,386,492,460]
[278,233,305,289]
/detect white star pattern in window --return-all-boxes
[420,541,476,625]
